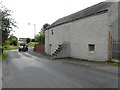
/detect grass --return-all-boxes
[106,61,120,66]
[3,45,18,50]
[26,42,38,47]
[0,52,8,61]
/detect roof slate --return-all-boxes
[46,2,113,29]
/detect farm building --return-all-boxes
[45,1,120,61]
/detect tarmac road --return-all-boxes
[2,50,119,88]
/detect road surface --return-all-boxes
[2,50,118,88]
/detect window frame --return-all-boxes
[51,30,54,35]
[88,44,95,52]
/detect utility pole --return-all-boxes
[28,23,36,39]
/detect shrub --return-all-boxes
[26,38,31,43]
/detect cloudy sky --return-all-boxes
[1,0,109,39]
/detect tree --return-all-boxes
[8,35,18,46]
[43,23,50,29]
[0,3,17,46]
[31,39,35,42]
[41,23,50,33]
[26,38,31,43]
[35,32,44,44]
[35,23,49,45]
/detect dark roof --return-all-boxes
[46,2,113,30]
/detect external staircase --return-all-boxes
[50,43,66,60]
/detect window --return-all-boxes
[51,30,54,35]
[49,44,52,46]
[88,44,95,52]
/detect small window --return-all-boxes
[49,44,52,46]
[51,30,54,35]
[88,44,95,52]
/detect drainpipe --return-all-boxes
[108,31,112,61]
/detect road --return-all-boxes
[2,50,118,88]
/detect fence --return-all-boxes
[34,44,44,53]
[112,40,120,60]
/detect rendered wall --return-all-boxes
[45,13,109,61]
[70,13,109,61]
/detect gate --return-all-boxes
[112,40,120,60]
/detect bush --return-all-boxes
[31,39,35,42]
[10,39,17,46]
[0,52,8,60]
[26,38,31,43]
[35,33,45,44]
[8,36,18,46]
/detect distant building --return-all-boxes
[45,1,120,61]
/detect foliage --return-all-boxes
[27,42,38,47]
[3,35,18,50]
[8,35,18,46]
[31,39,35,42]
[26,38,31,43]
[3,45,18,50]
[35,23,49,44]
[35,32,45,44]
[106,61,120,66]
[0,3,17,46]
[41,23,50,34]
[4,40,10,46]
[0,52,8,60]
[42,23,50,31]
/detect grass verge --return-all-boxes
[0,52,8,61]
[106,61,120,66]
[27,42,38,47]
[3,45,18,50]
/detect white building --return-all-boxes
[45,1,120,61]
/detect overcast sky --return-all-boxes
[1,0,109,38]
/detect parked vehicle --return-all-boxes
[18,43,28,52]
